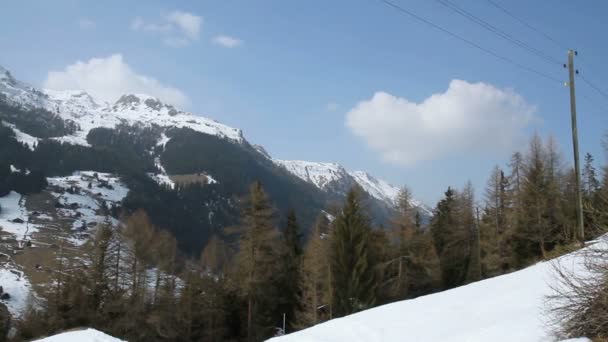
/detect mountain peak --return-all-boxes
[0,65,16,85]
[113,94,180,116]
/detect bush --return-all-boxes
[546,237,608,340]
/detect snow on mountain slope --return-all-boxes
[274,159,432,215]
[46,171,128,245]
[0,267,32,319]
[349,170,400,205]
[0,66,243,145]
[0,65,48,109]
[4,123,40,150]
[274,160,349,191]
[35,328,124,341]
[0,191,38,237]
[269,239,608,342]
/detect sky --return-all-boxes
[1,0,607,205]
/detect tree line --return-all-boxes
[11,133,608,341]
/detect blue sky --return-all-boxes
[1,0,607,204]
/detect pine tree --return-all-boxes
[278,209,303,332]
[330,188,376,316]
[431,187,471,289]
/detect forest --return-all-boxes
[9,132,608,341]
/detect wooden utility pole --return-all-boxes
[566,49,585,244]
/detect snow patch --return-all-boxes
[0,267,32,318]
[47,171,128,245]
[148,157,175,189]
[0,191,37,237]
[35,328,124,342]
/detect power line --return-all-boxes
[436,0,562,66]
[578,73,608,103]
[485,0,569,51]
[376,0,562,83]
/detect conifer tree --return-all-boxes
[512,134,563,264]
[483,166,512,272]
[233,181,283,341]
[582,152,600,198]
[330,187,376,316]
[296,214,331,328]
[278,209,303,332]
[461,181,480,283]
[431,187,471,289]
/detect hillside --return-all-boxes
[268,238,608,342]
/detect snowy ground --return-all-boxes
[47,171,128,245]
[34,328,124,341]
[269,239,608,342]
[0,191,37,238]
[0,267,32,318]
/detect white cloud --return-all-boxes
[167,11,202,41]
[346,80,536,166]
[78,18,96,29]
[131,16,171,33]
[44,54,188,107]
[212,35,243,48]
[131,11,202,47]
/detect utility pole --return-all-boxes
[566,49,585,244]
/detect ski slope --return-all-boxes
[269,238,607,342]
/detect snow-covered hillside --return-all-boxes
[269,238,608,342]
[35,328,124,341]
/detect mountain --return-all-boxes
[269,237,606,342]
[0,64,428,256]
[0,65,243,147]
[274,159,432,216]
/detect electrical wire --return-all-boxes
[578,73,608,103]
[377,0,562,83]
[485,0,569,51]
[437,0,562,66]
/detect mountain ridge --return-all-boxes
[0,64,428,213]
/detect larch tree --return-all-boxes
[296,214,331,328]
[233,181,283,341]
[483,166,512,273]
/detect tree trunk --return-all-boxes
[247,295,253,342]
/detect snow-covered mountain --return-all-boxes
[0,64,429,214]
[274,159,431,216]
[0,65,243,146]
